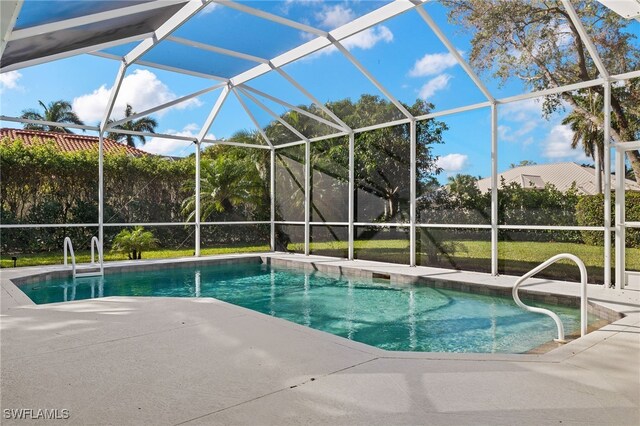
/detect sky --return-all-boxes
[1,0,638,183]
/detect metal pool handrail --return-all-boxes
[63,237,76,277]
[512,253,588,343]
[90,236,104,276]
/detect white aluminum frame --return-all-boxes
[409,120,417,266]
[231,87,273,147]
[270,149,276,251]
[614,140,640,290]
[304,139,310,256]
[603,81,612,287]
[0,0,636,286]
[106,83,226,129]
[0,0,23,58]
[491,103,499,276]
[238,84,347,133]
[8,1,185,42]
[348,132,355,260]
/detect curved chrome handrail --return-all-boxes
[512,253,588,343]
[63,237,76,278]
[90,236,104,275]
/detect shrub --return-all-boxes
[576,192,640,247]
[418,178,582,243]
[110,227,158,259]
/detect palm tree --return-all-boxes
[562,91,605,193]
[106,104,158,148]
[181,154,264,222]
[20,100,84,133]
[111,226,158,260]
[447,174,481,201]
[216,130,270,180]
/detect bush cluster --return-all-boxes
[576,192,640,247]
[3,136,638,254]
[417,177,583,243]
[0,138,267,253]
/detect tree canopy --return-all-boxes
[444,0,640,183]
[270,95,447,222]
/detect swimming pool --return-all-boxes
[19,262,590,353]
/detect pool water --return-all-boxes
[20,262,590,353]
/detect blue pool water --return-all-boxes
[19,262,588,353]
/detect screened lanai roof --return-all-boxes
[1,0,639,149]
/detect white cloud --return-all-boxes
[541,124,589,161]
[143,123,214,157]
[316,4,354,28]
[296,1,395,56]
[282,0,323,16]
[409,51,461,77]
[200,3,218,15]
[418,74,452,99]
[343,26,393,50]
[498,125,510,139]
[500,98,543,122]
[437,153,469,173]
[508,46,523,61]
[555,22,573,48]
[306,25,393,59]
[498,121,536,145]
[72,69,201,123]
[0,70,22,92]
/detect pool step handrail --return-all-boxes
[63,237,104,279]
[63,237,76,278]
[90,236,104,276]
[512,253,588,343]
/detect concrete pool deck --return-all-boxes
[1,253,639,425]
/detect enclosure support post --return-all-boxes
[98,133,104,251]
[194,141,201,257]
[348,132,355,260]
[491,102,499,276]
[615,145,625,289]
[609,80,627,289]
[304,140,310,256]
[594,145,602,195]
[98,62,127,252]
[603,80,612,288]
[270,149,275,251]
[410,119,417,267]
[347,132,356,260]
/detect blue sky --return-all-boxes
[1,0,638,182]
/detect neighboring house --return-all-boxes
[476,162,640,195]
[0,128,149,157]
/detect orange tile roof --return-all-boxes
[0,128,150,157]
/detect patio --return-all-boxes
[1,1,640,424]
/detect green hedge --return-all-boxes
[0,138,269,254]
[576,192,640,247]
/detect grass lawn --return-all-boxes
[2,239,638,284]
[0,243,270,268]
[295,239,640,268]
[294,239,640,283]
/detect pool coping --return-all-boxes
[1,251,638,364]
